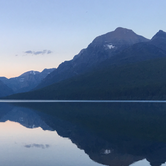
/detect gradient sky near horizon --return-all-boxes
[0,0,166,78]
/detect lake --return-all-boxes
[0,101,166,166]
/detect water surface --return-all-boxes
[0,101,166,166]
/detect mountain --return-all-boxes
[150,30,166,51]
[0,68,55,94]
[6,28,166,100]
[36,27,149,89]
[0,80,14,97]
[7,57,166,100]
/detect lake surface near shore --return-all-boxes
[0,100,166,166]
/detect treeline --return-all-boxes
[5,57,166,100]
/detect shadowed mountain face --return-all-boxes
[9,102,166,166]
[0,80,13,97]
[36,27,149,89]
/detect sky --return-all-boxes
[0,0,166,78]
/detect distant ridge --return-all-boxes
[0,68,55,94]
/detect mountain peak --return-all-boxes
[150,30,166,51]
[114,27,134,33]
[151,30,166,40]
[92,27,149,46]
[20,70,40,77]
[158,30,165,33]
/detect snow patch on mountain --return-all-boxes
[30,71,38,75]
[107,44,115,49]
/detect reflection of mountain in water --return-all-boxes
[5,102,166,166]
[37,112,144,166]
[0,103,13,118]
[0,104,52,130]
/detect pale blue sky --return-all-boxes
[0,0,166,78]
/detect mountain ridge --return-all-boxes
[0,68,55,95]
[4,27,166,100]
[36,27,149,89]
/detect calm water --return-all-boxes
[1,101,166,166]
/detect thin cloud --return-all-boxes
[33,51,44,55]
[24,50,52,55]
[25,50,33,54]
[24,144,50,149]
[47,50,52,54]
